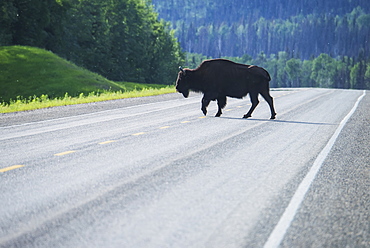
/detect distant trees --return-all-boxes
[153,0,370,58]
[156,6,370,60]
[2,0,369,89]
[183,52,369,89]
[0,0,184,84]
[285,58,301,87]
[153,0,370,89]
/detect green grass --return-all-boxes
[0,46,175,113]
[0,87,175,113]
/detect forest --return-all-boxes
[0,0,184,84]
[1,0,369,89]
[152,0,369,59]
[152,0,370,89]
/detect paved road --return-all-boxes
[0,88,368,248]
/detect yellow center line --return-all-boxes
[181,121,191,123]
[199,116,206,119]
[236,106,243,108]
[54,151,76,156]
[99,140,117,145]
[225,109,232,111]
[132,132,146,136]
[159,126,170,129]
[0,165,25,173]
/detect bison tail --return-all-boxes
[259,69,271,81]
[260,67,271,81]
[266,71,271,81]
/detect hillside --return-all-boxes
[0,46,162,103]
[151,0,370,59]
[152,0,370,24]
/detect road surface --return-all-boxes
[0,88,369,247]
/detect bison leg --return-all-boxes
[243,92,259,118]
[215,95,227,117]
[201,97,212,116]
[260,91,277,119]
[201,92,218,116]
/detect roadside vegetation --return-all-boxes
[0,46,175,113]
[0,0,184,84]
[1,1,368,114]
[0,87,175,114]
[1,0,184,114]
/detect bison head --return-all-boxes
[175,67,190,98]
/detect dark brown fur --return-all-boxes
[175,59,276,119]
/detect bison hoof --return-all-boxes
[243,114,251,118]
[201,108,207,116]
[270,116,276,120]
[215,113,222,117]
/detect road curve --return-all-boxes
[0,88,369,248]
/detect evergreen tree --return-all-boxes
[285,58,301,87]
[152,0,370,60]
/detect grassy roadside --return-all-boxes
[0,46,176,114]
[0,87,176,114]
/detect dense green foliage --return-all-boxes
[1,0,369,90]
[186,52,370,89]
[0,0,184,84]
[152,0,369,59]
[0,46,170,103]
[152,0,370,89]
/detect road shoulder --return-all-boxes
[282,91,370,247]
[0,93,182,127]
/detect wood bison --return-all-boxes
[175,59,277,119]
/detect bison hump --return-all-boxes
[248,65,271,81]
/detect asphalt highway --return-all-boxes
[0,88,369,248]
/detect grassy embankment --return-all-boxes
[0,46,175,113]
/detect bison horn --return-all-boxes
[179,66,186,75]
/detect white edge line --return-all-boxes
[263,90,366,248]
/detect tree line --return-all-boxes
[175,8,370,60]
[151,0,370,89]
[1,0,369,89]
[0,0,184,84]
[185,52,370,89]
[152,0,369,59]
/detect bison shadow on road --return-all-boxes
[219,117,336,126]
